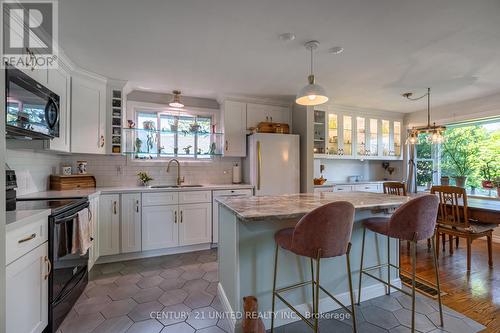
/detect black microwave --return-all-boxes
[5,65,60,139]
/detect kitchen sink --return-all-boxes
[149,184,204,188]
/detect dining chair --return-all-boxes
[383,182,432,251]
[431,185,495,271]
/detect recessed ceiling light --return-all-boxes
[279,33,296,42]
[329,46,344,54]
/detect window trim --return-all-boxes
[126,101,220,164]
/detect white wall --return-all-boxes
[405,92,500,127]
[1,62,7,333]
[313,159,404,183]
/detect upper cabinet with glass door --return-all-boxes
[313,108,403,160]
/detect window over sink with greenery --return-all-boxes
[123,109,223,160]
[415,118,500,197]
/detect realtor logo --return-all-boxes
[1,0,58,69]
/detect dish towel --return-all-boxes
[71,209,92,255]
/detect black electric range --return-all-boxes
[17,197,91,333]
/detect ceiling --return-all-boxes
[59,0,500,112]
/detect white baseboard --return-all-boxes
[217,279,401,332]
[95,243,211,264]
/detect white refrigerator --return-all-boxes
[244,133,300,196]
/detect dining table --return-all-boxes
[466,197,500,224]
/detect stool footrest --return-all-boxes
[361,270,411,297]
[276,280,314,294]
[274,293,315,329]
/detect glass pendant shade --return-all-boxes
[295,75,329,106]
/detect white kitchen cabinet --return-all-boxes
[179,203,211,246]
[45,66,71,152]
[88,195,99,270]
[246,103,290,129]
[352,184,382,193]
[71,72,107,154]
[332,185,353,192]
[6,242,49,333]
[212,189,253,244]
[99,194,120,256]
[222,100,247,157]
[142,205,179,251]
[121,193,142,253]
[314,108,403,160]
[313,186,334,193]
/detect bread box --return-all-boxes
[50,175,96,190]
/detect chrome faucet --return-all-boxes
[167,159,185,186]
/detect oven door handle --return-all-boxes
[52,268,86,306]
[54,213,79,225]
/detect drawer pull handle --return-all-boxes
[18,233,36,244]
[44,256,52,280]
[113,201,117,214]
[180,211,183,223]
[174,211,177,223]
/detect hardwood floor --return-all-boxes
[400,237,500,333]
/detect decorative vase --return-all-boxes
[454,176,467,188]
[482,180,493,189]
[497,187,500,198]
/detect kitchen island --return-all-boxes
[216,192,410,330]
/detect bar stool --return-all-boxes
[357,195,443,332]
[271,201,357,333]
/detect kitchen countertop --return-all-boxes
[18,183,254,200]
[6,209,51,231]
[216,191,410,222]
[314,180,394,188]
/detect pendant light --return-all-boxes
[296,41,329,106]
[403,88,446,145]
[169,90,184,108]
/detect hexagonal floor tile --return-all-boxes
[160,268,182,279]
[183,279,210,293]
[180,269,205,281]
[73,295,112,315]
[184,290,215,309]
[99,262,125,275]
[157,303,192,326]
[206,282,218,296]
[370,294,403,312]
[159,289,189,306]
[159,277,187,291]
[126,319,163,333]
[427,312,484,333]
[100,299,138,319]
[137,275,165,289]
[108,284,141,301]
[186,306,219,329]
[160,322,195,333]
[200,262,218,272]
[393,308,436,332]
[132,286,164,304]
[128,300,164,322]
[59,311,105,333]
[92,316,133,333]
[202,271,218,283]
[114,273,142,286]
[396,294,436,315]
[361,305,399,330]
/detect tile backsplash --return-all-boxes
[6,148,241,195]
[62,155,241,187]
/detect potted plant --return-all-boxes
[442,138,474,188]
[494,177,500,198]
[481,161,495,189]
[137,171,153,186]
[183,145,192,154]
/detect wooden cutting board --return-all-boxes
[50,175,96,190]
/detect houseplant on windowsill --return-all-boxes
[494,177,500,198]
[480,161,495,189]
[137,171,153,187]
[442,136,474,188]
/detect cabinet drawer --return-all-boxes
[353,184,380,192]
[142,192,179,206]
[314,187,333,193]
[179,190,211,204]
[6,218,48,265]
[332,185,352,192]
[213,189,253,197]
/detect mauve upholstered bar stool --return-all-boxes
[270,201,357,333]
[357,195,443,332]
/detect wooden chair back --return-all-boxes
[383,182,407,196]
[430,185,469,229]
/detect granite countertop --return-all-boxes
[314,180,398,188]
[216,192,410,222]
[18,183,254,200]
[6,209,51,231]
